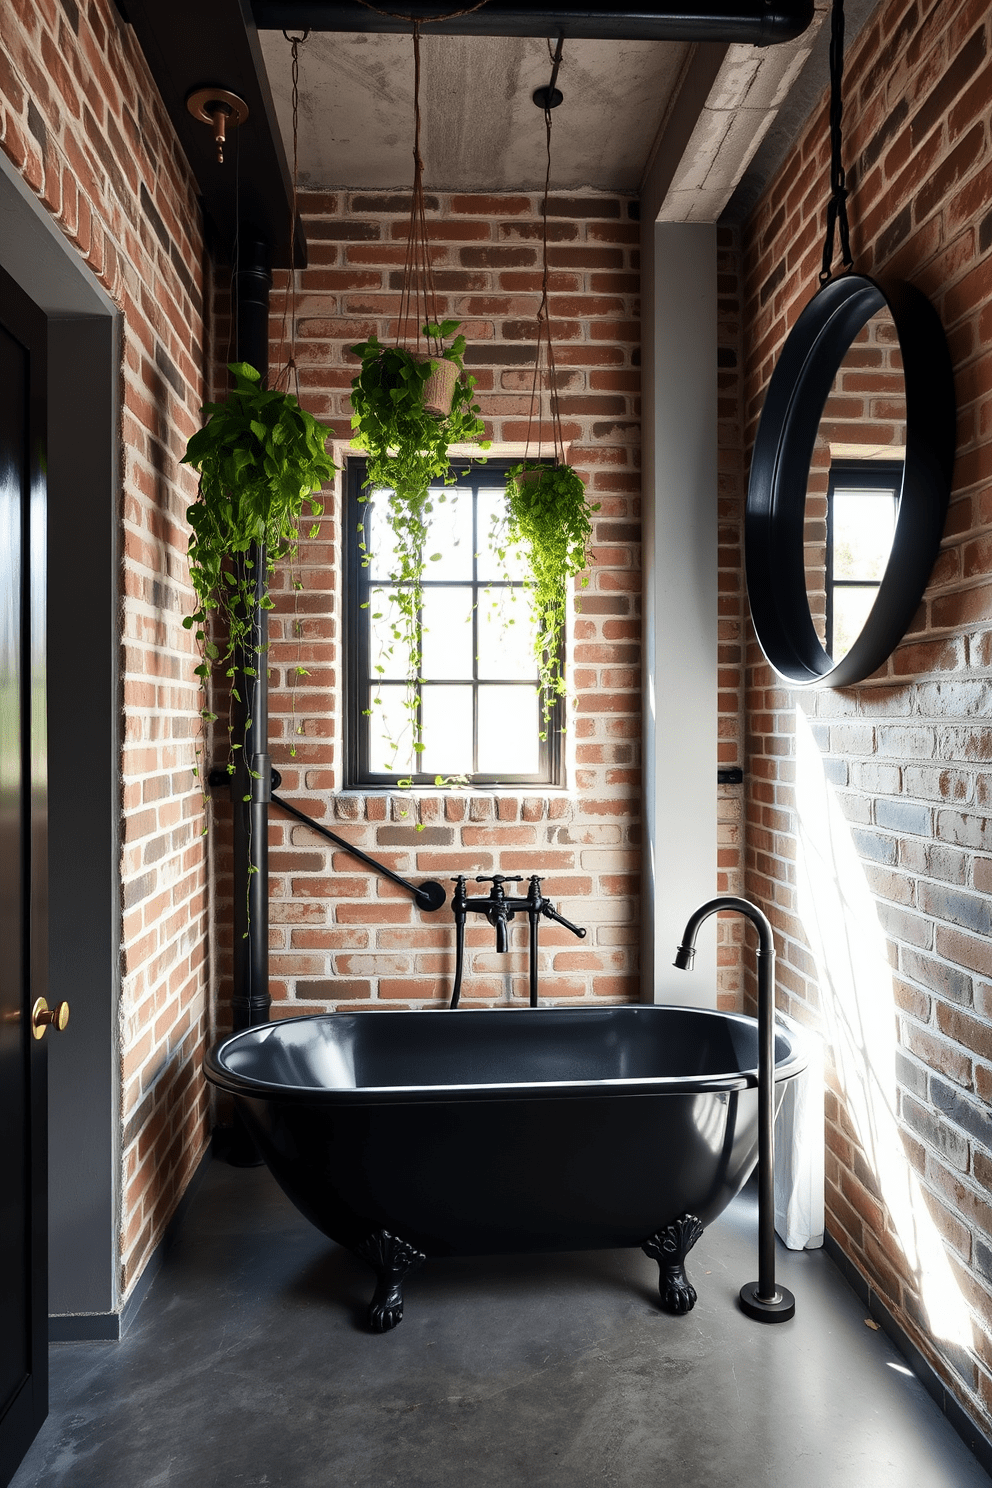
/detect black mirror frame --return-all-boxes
[745,273,955,688]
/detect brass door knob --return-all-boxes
[31,997,70,1039]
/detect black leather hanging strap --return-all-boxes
[820,0,855,284]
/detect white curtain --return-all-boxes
[775,1012,825,1250]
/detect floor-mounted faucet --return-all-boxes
[449,874,586,1008]
[675,894,796,1323]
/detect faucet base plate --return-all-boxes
[739,1279,796,1322]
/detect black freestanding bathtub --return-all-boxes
[205,1005,806,1330]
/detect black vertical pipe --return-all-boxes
[528,876,541,1007]
[755,940,776,1299]
[230,236,272,1033]
[449,877,466,1009]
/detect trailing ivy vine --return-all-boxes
[499,461,599,736]
[181,360,337,775]
[349,321,489,766]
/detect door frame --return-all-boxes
[0,153,123,1339]
[0,251,48,1488]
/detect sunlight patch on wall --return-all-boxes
[793,706,971,1349]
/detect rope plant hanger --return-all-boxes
[181,25,336,796]
[276,27,334,761]
[523,36,567,469]
[399,24,446,383]
[349,16,489,772]
[499,38,599,737]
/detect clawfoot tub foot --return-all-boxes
[642,1214,705,1315]
[355,1230,426,1332]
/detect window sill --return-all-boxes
[338,784,572,797]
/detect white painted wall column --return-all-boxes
[640,221,718,1005]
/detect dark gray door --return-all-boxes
[0,265,49,1487]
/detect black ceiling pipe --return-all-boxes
[251,0,815,45]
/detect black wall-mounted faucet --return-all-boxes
[449,874,586,1008]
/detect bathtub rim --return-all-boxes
[204,1005,809,1106]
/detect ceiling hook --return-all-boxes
[186,86,250,164]
[532,33,565,110]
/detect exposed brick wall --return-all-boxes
[1,0,210,1296]
[209,189,642,1014]
[734,0,992,1440]
[716,222,748,1007]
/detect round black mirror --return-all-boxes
[745,274,955,687]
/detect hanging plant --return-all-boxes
[348,22,490,768]
[500,460,599,733]
[349,320,487,497]
[349,321,488,765]
[491,39,598,739]
[181,360,337,768]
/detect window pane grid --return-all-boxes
[346,461,562,787]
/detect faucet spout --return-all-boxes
[675,893,775,967]
[492,911,509,954]
[674,894,794,1324]
[479,875,518,954]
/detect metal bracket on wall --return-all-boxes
[207,768,447,912]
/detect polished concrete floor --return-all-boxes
[12,1160,992,1488]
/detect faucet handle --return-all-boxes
[541,901,587,939]
[475,874,522,885]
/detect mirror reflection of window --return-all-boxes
[804,306,907,655]
[826,460,902,660]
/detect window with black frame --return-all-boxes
[826,459,902,660]
[345,459,563,788]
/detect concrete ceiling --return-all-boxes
[257,32,694,194]
[256,5,869,218]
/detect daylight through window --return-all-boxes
[345,461,563,788]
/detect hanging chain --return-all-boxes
[820,0,854,284]
[276,28,310,395]
[278,29,313,752]
[525,36,566,467]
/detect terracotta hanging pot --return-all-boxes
[512,465,545,496]
[420,355,459,417]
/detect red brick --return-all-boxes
[451,194,533,216]
[729,0,992,1420]
[390,219,490,242]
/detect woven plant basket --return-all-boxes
[420,355,459,417]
